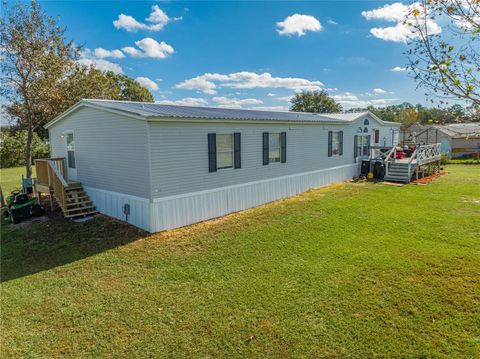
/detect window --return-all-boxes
[328,131,343,157]
[216,134,234,169]
[332,132,341,155]
[356,135,370,157]
[269,133,281,163]
[364,119,369,126]
[66,133,76,168]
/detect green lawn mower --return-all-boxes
[4,190,44,225]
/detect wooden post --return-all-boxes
[0,186,5,208]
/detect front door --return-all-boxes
[65,132,77,181]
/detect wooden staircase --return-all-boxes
[383,143,442,183]
[384,162,416,183]
[63,182,98,218]
[35,158,98,219]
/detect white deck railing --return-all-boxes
[385,143,441,180]
[415,143,442,166]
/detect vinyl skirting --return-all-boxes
[84,163,359,233]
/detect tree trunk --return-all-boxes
[25,121,33,178]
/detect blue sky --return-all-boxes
[37,1,435,110]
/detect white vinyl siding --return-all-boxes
[48,107,150,198]
[148,121,364,198]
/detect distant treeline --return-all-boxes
[348,103,480,127]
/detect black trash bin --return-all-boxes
[361,160,370,176]
[373,161,385,179]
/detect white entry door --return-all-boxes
[65,132,77,181]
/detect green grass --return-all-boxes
[0,166,36,196]
[446,158,480,165]
[1,165,479,357]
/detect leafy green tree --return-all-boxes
[106,73,154,102]
[0,0,78,177]
[1,1,154,177]
[406,0,479,105]
[290,90,342,113]
[0,130,49,168]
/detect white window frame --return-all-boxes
[356,135,370,157]
[216,133,234,170]
[64,131,76,169]
[331,131,341,156]
[269,133,281,163]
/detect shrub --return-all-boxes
[0,130,50,168]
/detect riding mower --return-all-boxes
[3,179,44,225]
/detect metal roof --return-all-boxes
[45,99,401,128]
[440,123,480,137]
[83,99,370,123]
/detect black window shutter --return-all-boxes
[262,132,269,165]
[208,133,217,172]
[328,131,333,157]
[339,131,343,156]
[280,132,287,163]
[354,135,358,159]
[234,132,241,169]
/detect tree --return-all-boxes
[0,1,154,177]
[290,90,342,113]
[0,0,78,177]
[106,73,154,102]
[406,0,480,105]
[0,129,49,168]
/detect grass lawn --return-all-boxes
[0,166,36,196]
[1,165,479,357]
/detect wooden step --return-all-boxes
[67,194,89,201]
[65,210,98,219]
[66,201,94,208]
[65,205,96,214]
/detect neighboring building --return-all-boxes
[403,123,480,158]
[44,99,400,232]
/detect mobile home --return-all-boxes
[42,99,401,232]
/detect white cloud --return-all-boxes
[157,97,208,106]
[175,76,218,94]
[78,58,123,74]
[122,38,174,59]
[373,88,386,94]
[327,19,338,25]
[113,5,181,32]
[276,95,293,102]
[267,93,276,97]
[135,77,159,91]
[391,66,406,72]
[276,14,322,36]
[332,92,399,109]
[94,48,125,59]
[212,96,263,108]
[175,71,323,94]
[362,2,441,43]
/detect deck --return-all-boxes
[384,143,442,183]
[35,158,97,218]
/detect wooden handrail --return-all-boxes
[35,157,69,211]
[35,158,67,184]
[384,146,396,178]
[47,160,69,210]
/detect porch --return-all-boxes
[383,143,442,183]
[35,158,97,218]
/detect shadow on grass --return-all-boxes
[0,215,148,283]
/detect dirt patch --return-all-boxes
[411,171,448,185]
